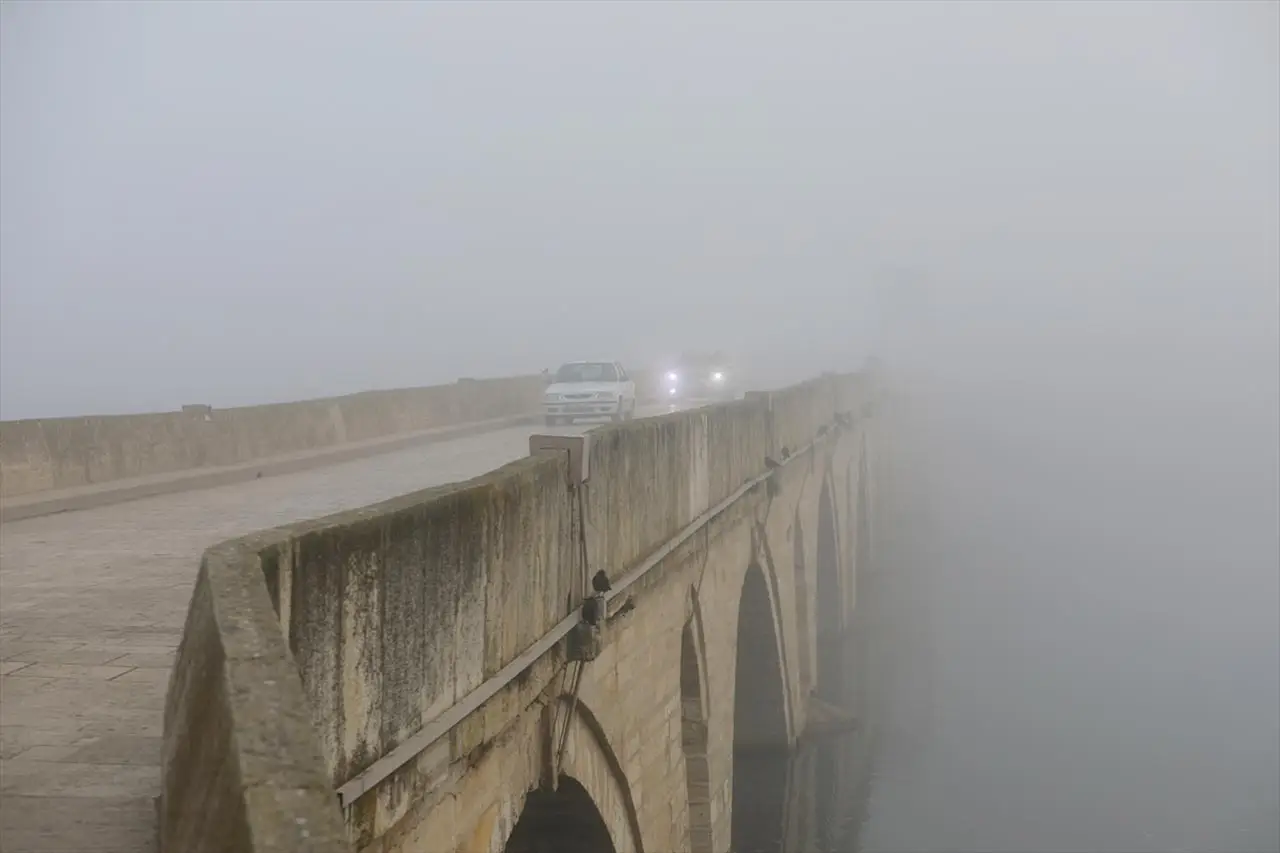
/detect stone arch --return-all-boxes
[546,695,644,853]
[731,561,792,850]
[815,476,843,700]
[502,774,616,853]
[749,522,796,731]
[685,585,712,718]
[847,459,857,613]
[855,438,871,593]
[680,600,713,853]
[791,509,813,691]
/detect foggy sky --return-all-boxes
[1,0,1276,417]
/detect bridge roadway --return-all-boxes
[0,405,683,853]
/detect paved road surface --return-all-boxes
[0,407,682,852]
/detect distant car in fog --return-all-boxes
[543,360,637,425]
[661,351,738,402]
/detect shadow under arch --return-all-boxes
[732,561,792,851]
[680,586,713,853]
[816,476,844,701]
[503,774,617,853]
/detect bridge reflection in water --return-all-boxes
[733,464,882,853]
[732,620,879,853]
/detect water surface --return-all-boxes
[744,365,1279,853]
[858,370,1279,853]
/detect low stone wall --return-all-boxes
[160,451,582,850]
[161,539,348,853]
[160,370,868,852]
[583,400,772,577]
[277,455,581,846]
[0,375,543,498]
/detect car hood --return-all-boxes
[546,382,623,396]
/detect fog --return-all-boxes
[3,1,1272,417]
[3,2,1278,849]
[852,323,1279,850]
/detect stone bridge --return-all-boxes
[158,369,880,853]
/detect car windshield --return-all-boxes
[555,362,618,384]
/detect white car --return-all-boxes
[543,360,637,425]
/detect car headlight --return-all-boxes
[711,371,725,382]
[544,394,561,402]
[666,371,679,382]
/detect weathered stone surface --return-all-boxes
[158,543,349,852]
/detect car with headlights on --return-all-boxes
[543,360,637,425]
[661,351,737,402]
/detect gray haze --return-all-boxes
[852,338,1279,852]
[3,3,1277,851]
[2,1,1275,416]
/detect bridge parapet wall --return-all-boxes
[161,539,350,853]
[0,375,544,498]
[584,400,772,580]
[160,370,872,853]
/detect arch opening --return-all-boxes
[681,620,713,853]
[503,775,617,853]
[816,481,844,701]
[731,562,791,851]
